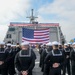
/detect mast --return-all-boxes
[26,9,38,23]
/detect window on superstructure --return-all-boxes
[6,34,12,38]
[9,28,15,31]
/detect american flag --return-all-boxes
[22,28,50,44]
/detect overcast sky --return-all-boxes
[0,0,75,42]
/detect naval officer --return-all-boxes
[15,41,36,75]
[44,41,65,75]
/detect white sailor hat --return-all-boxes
[0,42,5,45]
[52,41,59,45]
[46,43,49,46]
[40,45,43,47]
[68,43,71,45]
[43,43,46,45]
[46,42,52,46]
[72,42,75,45]
[64,43,68,46]
[21,41,29,46]
[7,43,12,46]
[58,43,62,45]
[11,45,16,47]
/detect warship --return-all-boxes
[4,9,65,44]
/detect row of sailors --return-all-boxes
[0,42,21,75]
[0,41,37,75]
[39,41,75,75]
[0,40,75,75]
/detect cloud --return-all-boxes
[38,0,75,42]
[0,0,75,42]
[0,0,31,41]
[0,25,8,41]
[0,0,31,25]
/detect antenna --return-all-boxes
[26,9,38,23]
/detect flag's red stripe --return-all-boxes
[34,32,49,35]
[34,31,49,34]
[34,28,50,31]
[34,36,49,39]
[22,39,49,44]
[34,33,49,36]
[34,35,49,38]
[22,37,49,40]
[22,38,49,42]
